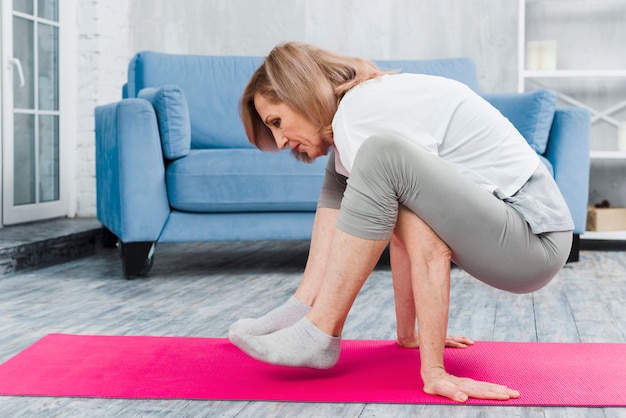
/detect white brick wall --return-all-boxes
[74,0,130,217]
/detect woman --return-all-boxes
[229,42,573,403]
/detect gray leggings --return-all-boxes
[318,135,572,294]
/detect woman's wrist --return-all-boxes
[395,320,419,347]
[421,364,447,383]
[396,331,419,348]
[419,341,446,378]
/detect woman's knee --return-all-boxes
[351,135,439,207]
[337,137,409,240]
[352,135,413,173]
[338,135,440,241]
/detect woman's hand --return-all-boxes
[422,367,520,403]
[397,333,474,349]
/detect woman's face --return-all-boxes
[254,93,331,160]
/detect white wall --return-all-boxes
[128,0,519,93]
[74,0,130,217]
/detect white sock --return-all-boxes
[228,296,311,337]
[230,316,341,369]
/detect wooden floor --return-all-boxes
[0,239,625,417]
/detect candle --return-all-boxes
[618,122,626,152]
[526,40,557,71]
[526,41,541,71]
[539,40,557,71]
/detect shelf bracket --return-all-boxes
[526,78,626,128]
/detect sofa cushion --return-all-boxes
[482,89,557,155]
[166,149,328,212]
[138,85,191,160]
[128,52,263,149]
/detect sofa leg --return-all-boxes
[120,241,156,278]
[566,233,580,263]
[101,227,118,248]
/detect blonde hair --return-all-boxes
[240,42,387,162]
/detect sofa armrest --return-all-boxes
[95,99,170,242]
[544,107,591,234]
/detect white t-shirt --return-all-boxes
[331,73,540,199]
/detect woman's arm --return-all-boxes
[394,207,519,402]
[391,233,473,349]
[294,207,340,305]
[296,152,347,304]
[390,234,419,347]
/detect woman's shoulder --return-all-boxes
[348,72,467,96]
[340,73,469,110]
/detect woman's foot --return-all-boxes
[228,296,311,338]
[230,316,341,369]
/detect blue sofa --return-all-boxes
[95,51,590,277]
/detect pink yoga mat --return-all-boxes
[0,334,624,406]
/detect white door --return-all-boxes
[1,0,72,225]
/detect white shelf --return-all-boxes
[523,70,626,78]
[517,0,626,91]
[519,0,626,242]
[590,151,626,159]
[582,230,626,240]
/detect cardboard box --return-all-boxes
[586,206,626,232]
